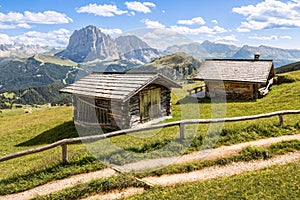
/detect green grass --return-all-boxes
[0,71,299,194]
[30,140,300,200]
[125,161,300,200]
[33,54,78,67]
[0,155,106,195]
[134,140,300,178]
[31,174,147,200]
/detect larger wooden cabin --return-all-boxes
[60,72,181,130]
[193,55,275,100]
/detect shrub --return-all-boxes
[274,74,299,84]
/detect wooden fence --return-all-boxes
[0,110,299,163]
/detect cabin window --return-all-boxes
[140,88,161,122]
[96,107,110,125]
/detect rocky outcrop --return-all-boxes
[116,35,159,63]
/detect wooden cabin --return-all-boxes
[60,72,181,130]
[193,55,274,100]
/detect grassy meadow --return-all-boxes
[124,161,300,200]
[0,70,299,194]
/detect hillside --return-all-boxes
[0,55,80,107]
[275,61,300,74]
[131,52,202,81]
[0,70,299,198]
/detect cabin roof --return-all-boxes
[193,59,274,84]
[60,72,181,102]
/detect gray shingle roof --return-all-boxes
[60,72,181,102]
[193,59,274,84]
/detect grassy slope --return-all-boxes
[0,71,299,187]
[275,61,300,74]
[0,106,88,178]
[33,54,78,67]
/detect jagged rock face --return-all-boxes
[115,35,160,63]
[56,25,119,62]
[0,44,8,51]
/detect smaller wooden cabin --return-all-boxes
[60,72,181,130]
[193,56,274,100]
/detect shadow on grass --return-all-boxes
[16,121,78,147]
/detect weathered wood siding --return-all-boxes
[73,84,172,130]
[128,84,172,127]
[206,81,258,100]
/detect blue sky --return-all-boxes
[0,0,300,49]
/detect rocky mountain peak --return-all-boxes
[55,25,119,62]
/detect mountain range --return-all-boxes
[1,25,300,106]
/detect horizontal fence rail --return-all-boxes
[0,110,299,163]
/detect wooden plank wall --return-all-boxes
[206,82,257,100]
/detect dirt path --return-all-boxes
[0,169,117,200]
[81,188,145,200]
[143,151,300,186]
[116,134,300,172]
[83,151,300,200]
[1,134,300,200]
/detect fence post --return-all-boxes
[61,144,68,163]
[278,114,284,126]
[180,123,185,140]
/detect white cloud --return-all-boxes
[0,11,72,26]
[233,0,300,30]
[212,20,218,24]
[125,1,156,13]
[100,28,123,35]
[142,19,166,29]
[76,4,128,17]
[249,34,293,41]
[0,34,13,44]
[5,29,72,46]
[169,25,227,35]
[280,35,292,39]
[177,17,206,25]
[212,35,239,44]
[249,35,279,41]
[236,27,251,33]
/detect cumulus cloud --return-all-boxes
[177,17,206,25]
[76,4,128,17]
[0,11,72,26]
[169,25,227,35]
[249,34,293,41]
[1,29,71,46]
[0,34,13,44]
[233,0,300,30]
[125,1,156,13]
[142,19,166,29]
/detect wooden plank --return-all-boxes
[70,80,142,89]
[70,84,136,92]
[61,144,68,163]
[61,89,125,100]
[63,86,132,96]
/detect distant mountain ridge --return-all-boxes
[132,52,202,81]
[166,40,300,67]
